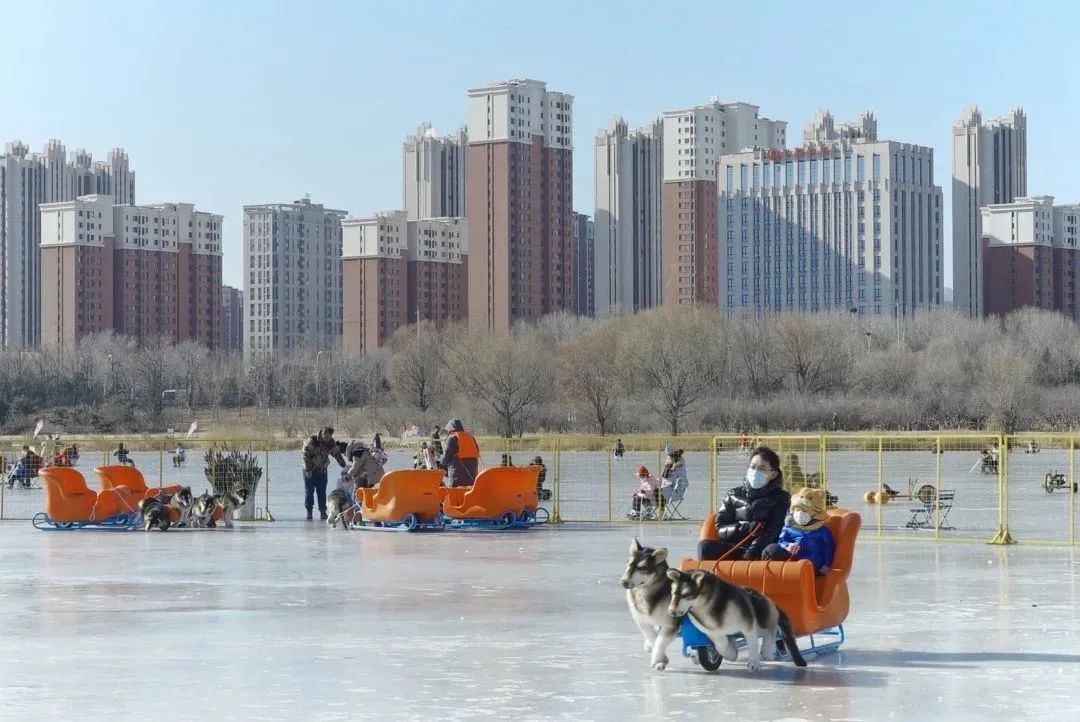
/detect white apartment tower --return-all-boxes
[243,198,346,358]
[719,122,943,317]
[659,100,787,307]
[594,117,663,316]
[952,107,1027,316]
[1,139,134,348]
[403,123,467,221]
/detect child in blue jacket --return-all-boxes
[763,487,836,575]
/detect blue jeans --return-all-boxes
[304,469,328,513]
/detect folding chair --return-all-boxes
[905,488,955,531]
[660,479,689,520]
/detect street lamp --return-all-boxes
[864,331,872,353]
[105,354,113,397]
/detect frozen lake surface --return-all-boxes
[0,520,1078,721]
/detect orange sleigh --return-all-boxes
[679,508,861,663]
[440,466,543,527]
[96,465,189,522]
[33,467,141,530]
[356,469,445,531]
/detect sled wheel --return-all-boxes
[498,511,515,528]
[54,521,74,530]
[916,485,937,505]
[403,513,419,531]
[697,646,722,672]
[1045,475,1054,493]
[519,510,535,524]
[1074,483,1078,493]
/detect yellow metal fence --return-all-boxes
[2,432,1078,544]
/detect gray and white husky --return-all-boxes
[189,492,216,528]
[326,488,353,530]
[167,486,195,527]
[620,538,683,670]
[666,568,807,671]
[214,488,249,529]
[137,497,171,532]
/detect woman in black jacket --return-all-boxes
[698,446,790,561]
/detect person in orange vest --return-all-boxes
[440,419,479,487]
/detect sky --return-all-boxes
[3,0,1078,289]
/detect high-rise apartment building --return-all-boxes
[660,101,786,307]
[803,109,877,144]
[242,198,346,358]
[465,78,573,332]
[718,128,943,316]
[952,107,1027,316]
[39,194,223,348]
[572,212,594,317]
[404,124,467,221]
[982,196,1080,320]
[342,211,465,354]
[222,285,244,353]
[593,117,663,316]
[1,140,134,348]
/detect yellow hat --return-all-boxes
[790,487,828,530]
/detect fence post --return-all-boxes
[264,439,274,522]
[877,436,884,539]
[709,436,717,513]
[158,439,164,490]
[607,438,613,523]
[990,434,1015,544]
[1071,436,1076,546]
[551,435,561,524]
[819,434,828,508]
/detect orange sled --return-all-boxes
[355,469,445,531]
[33,467,141,530]
[96,465,187,522]
[678,509,861,666]
[440,466,545,528]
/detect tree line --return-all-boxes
[1,306,1078,436]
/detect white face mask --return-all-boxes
[746,467,769,489]
[792,509,813,526]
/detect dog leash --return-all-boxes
[707,522,762,576]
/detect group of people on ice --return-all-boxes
[299,419,495,521]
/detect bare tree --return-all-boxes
[771,313,851,395]
[729,313,783,397]
[442,327,553,437]
[387,322,444,412]
[980,343,1037,433]
[618,308,726,436]
[557,325,622,434]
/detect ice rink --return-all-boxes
[1,520,1078,721]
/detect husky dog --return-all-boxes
[214,487,249,529]
[137,497,171,532]
[326,488,353,530]
[620,538,683,670]
[189,492,216,528]
[166,486,195,527]
[666,568,807,671]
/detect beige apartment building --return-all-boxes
[39,194,223,348]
